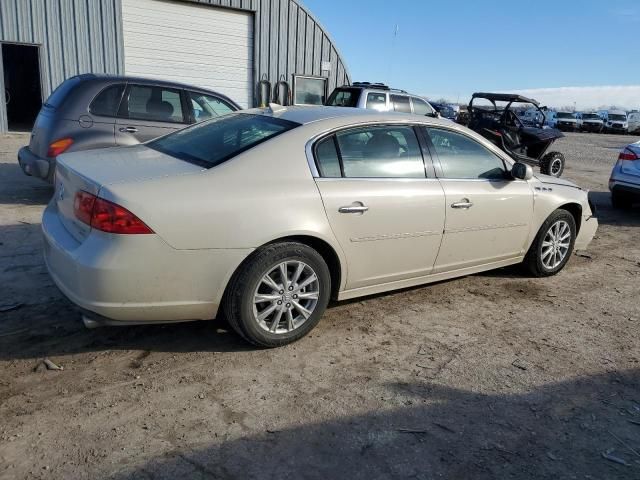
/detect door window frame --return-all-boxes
[118,83,189,124]
[308,122,438,180]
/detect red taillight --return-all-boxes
[619,149,638,161]
[73,191,153,235]
[47,138,74,157]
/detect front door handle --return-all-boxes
[451,198,473,209]
[339,203,369,214]
[119,126,138,133]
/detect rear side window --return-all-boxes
[391,95,411,113]
[90,84,125,117]
[366,93,387,110]
[189,91,235,122]
[124,85,185,123]
[148,114,300,168]
[315,125,425,179]
[425,127,506,180]
[45,76,82,109]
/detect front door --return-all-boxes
[115,84,188,144]
[423,127,534,272]
[313,125,446,290]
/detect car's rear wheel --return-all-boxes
[540,152,565,177]
[222,242,331,347]
[524,209,576,277]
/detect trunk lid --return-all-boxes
[53,145,204,242]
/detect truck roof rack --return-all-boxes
[352,82,390,90]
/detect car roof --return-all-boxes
[70,73,240,106]
[242,105,454,126]
[472,92,539,105]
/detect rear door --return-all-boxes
[115,84,189,144]
[313,124,445,290]
[423,127,534,272]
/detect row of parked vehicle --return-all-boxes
[532,109,639,134]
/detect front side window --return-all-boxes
[125,85,185,123]
[316,125,425,179]
[148,114,299,168]
[366,92,387,111]
[90,84,125,117]
[411,97,434,116]
[293,76,327,106]
[391,95,411,113]
[189,92,235,122]
[426,128,506,180]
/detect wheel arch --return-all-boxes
[558,202,582,234]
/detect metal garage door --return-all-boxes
[121,0,254,108]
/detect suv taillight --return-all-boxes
[47,138,74,157]
[73,191,154,234]
[619,149,638,161]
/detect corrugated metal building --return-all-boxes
[0,0,350,132]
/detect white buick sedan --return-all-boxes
[43,106,598,347]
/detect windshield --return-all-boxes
[609,114,627,121]
[148,114,300,168]
[557,112,574,119]
[582,113,600,120]
[326,88,361,107]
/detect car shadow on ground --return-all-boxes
[588,191,640,227]
[108,369,640,479]
[0,162,52,205]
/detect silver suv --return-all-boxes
[18,74,240,183]
[326,82,439,118]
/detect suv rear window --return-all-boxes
[44,76,82,109]
[326,88,361,107]
[148,114,300,168]
[90,84,125,117]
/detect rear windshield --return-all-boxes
[44,76,82,109]
[148,113,300,168]
[326,88,361,107]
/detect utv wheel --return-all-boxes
[540,152,565,177]
[524,209,576,277]
[611,191,633,209]
[222,242,331,347]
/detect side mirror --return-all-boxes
[512,162,533,181]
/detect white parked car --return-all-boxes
[597,109,628,133]
[43,106,598,346]
[627,111,640,134]
[609,141,640,208]
[575,112,604,133]
[547,111,578,131]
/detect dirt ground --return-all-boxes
[1,131,639,479]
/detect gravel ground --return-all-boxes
[0,131,639,479]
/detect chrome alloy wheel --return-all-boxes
[252,261,320,334]
[541,220,571,270]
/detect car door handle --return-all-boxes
[451,199,473,209]
[119,127,138,133]
[339,204,369,214]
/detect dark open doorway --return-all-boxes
[2,43,43,131]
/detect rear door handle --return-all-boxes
[339,203,369,214]
[451,199,473,209]
[119,126,138,133]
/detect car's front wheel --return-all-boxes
[524,209,577,277]
[223,242,331,347]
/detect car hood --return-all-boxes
[57,145,204,187]
[534,174,583,190]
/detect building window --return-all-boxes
[293,75,327,106]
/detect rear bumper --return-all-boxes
[42,201,251,325]
[609,181,640,199]
[18,146,52,181]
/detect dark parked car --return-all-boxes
[18,74,240,182]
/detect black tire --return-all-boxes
[523,209,577,277]
[222,242,331,347]
[611,191,633,209]
[539,151,565,177]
